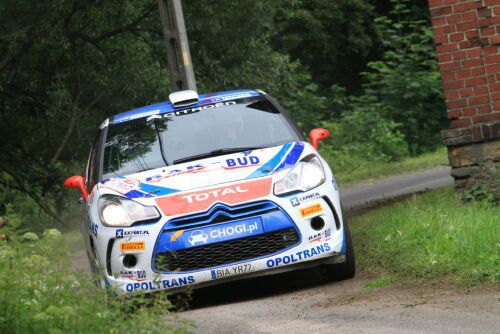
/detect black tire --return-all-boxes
[320,210,355,281]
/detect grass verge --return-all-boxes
[0,226,191,333]
[330,147,448,186]
[351,188,499,286]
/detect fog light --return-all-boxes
[123,254,137,268]
[310,216,325,231]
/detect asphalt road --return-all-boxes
[178,167,499,333]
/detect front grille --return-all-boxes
[154,228,299,272]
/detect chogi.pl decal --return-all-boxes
[185,218,263,248]
[266,243,331,268]
[125,276,195,292]
[155,177,272,216]
[211,263,253,280]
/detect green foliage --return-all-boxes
[352,188,500,285]
[0,222,190,334]
[360,0,446,154]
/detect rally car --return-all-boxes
[65,89,355,295]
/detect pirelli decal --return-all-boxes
[120,241,145,252]
[299,203,323,218]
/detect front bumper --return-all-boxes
[99,187,345,295]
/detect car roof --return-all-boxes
[109,89,262,125]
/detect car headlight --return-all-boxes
[274,155,326,196]
[98,195,160,227]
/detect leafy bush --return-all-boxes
[0,217,190,334]
[360,0,446,154]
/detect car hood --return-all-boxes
[98,141,312,200]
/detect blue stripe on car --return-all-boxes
[273,142,305,173]
[246,143,293,178]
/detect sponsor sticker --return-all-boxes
[308,228,332,243]
[155,178,272,216]
[290,192,321,207]
[223,156,261,170]
[299,203,323,218]
[120,270,146,281]
[211,263,253,280]
[120,241,145,252]
[116,229,150,238]
[266,243,331,268]
[125,276,195,292]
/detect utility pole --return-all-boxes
[158,0,197,92]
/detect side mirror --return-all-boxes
[64,175,89,201]
[309,128,330,151]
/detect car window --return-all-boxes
[86,131,102,192]
[102,97,300,178]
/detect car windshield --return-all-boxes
[102,96,300,178]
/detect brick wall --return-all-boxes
[428,0,499,199]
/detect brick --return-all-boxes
[457,69,472,79]
[447,109,462,119]
[445,89,460,99]
[437,43,458,53]
[459,39,481,49]
[492,92,500,101]
[469,95,490,105]
[490,36,500,45]
[484,54,500,64]
[447,99,468,108]
[465,30,479,39]
[432,16,447,27]
[444,80,465,89]
[450,118,471,128]
[474,113,500,123]
[435,34,449,44]
[441,61,461,72]
[484,64,500,75]
[457,21,476,31]
[481,27,496,36]
[494,103,500,112]
[431,6,453,17]
[484,0,499,6]
[453,50,467,60]
[478,7,492,18]
[478,105,492,114]
[462,107,477,116]
[483,45,498,55]
[474,85,489,95]
[428,0,444,8]
[494,6,500,15]
[453,2,478,13]
[459,87,474,97]
[471,67,486,76]
[491,83,500,92]
[442,72,456,81]
[434,25,456,36]
[438,53,453,63]
[478,18,492,27]
[461,58,482,68]
[451,32,465,41]
[466,77,487,86]
[466,48,482,58]
[446,14,463,24]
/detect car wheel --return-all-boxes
[320,209,355,281]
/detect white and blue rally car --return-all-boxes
[65,89,355,295]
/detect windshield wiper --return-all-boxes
[173,147,265,165]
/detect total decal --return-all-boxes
[266,243,331,268]
[155,178,272,216]
[290,192,321,207]
[308,228,332,243]
[211,263,253,280]
[125,276,195,292]
[120,270,147,282]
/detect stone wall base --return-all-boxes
[448,139,500,201]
